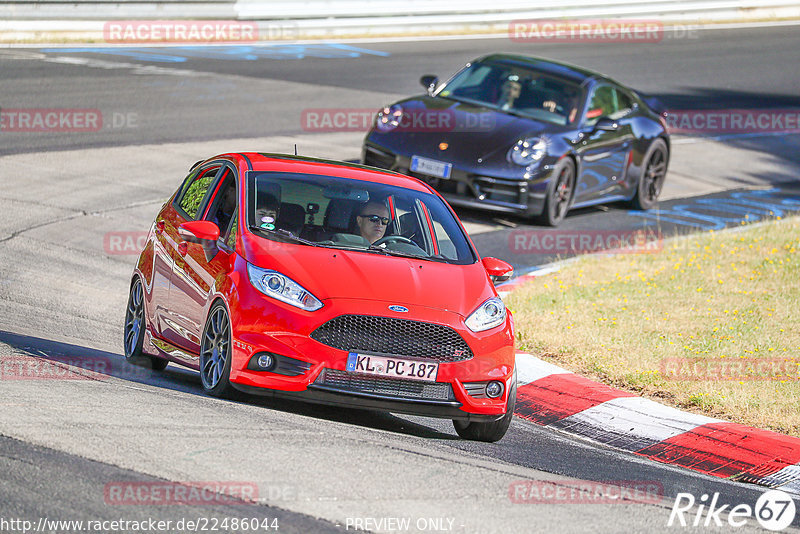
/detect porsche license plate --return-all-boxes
[410,156,452,179]
[346,352,439,382]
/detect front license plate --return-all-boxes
[410,155,452,179]
[347,352,439,382]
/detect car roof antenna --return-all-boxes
[294,144,298,156]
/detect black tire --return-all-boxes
[199,302,234,397]
[453,372,517,443]
[124,277,169,371]
[535,158,575,227]
[631,138,668,210]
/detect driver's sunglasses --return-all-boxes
[360,214,390,225]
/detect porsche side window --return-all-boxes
[176,166,220,220]
[585,85,616,125]
[611,89,634,119]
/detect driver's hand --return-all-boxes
[542,100,557,112]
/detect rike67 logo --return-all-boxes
[668,489,797,531]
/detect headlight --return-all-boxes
[465,297,507,332]
[247,264,323,311]
[509,137,547,166]
[375,104,403,132]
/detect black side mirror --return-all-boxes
[420,75,439,95]
[593,117,619,132]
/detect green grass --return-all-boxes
[506,216,800,436]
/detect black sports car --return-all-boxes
[362,54,669,226]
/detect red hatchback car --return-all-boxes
[125,153,517,441]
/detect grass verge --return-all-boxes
[506,216,800,436]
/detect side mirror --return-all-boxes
[420,74,439,95]
[482,257,514,284]
[593,117,619,132]
[178,221,221,261]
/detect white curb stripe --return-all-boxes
[552,396,722,452]
[758,462,800,490]
[514,351,570,386]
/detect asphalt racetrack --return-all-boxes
[1,24,800,533]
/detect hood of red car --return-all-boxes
[242,238,494,317]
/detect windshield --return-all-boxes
[437,59,585,125]
[246,171,477,265]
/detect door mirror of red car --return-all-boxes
[178,221,220,243]
[178,221,221,262]
[482,257,514,284]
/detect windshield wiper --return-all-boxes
[250,226,319,247]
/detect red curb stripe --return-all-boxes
[515,373,636,425]
[636,422,800,480]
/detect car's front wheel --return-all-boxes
[453,372,516,442]
[631,138,668,210]
[536,158,575,227]
[199,302,234,397]
[124,277,168,371]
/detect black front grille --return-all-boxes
[310,314,473,362]
[313,368,455,401]
[472,175,524,203]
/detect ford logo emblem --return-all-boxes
[388,305,408,313]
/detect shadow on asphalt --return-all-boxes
[0,330,457,441]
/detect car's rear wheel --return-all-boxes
[199,302,234,397]
[453,372,516,442]
[631,138,668,210]
[124,277,168,371]
[536,158,575,227]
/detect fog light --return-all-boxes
[257,353,274,370]
[486,381,504,399]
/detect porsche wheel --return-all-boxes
[199,302,234,397]
[536,158,575,227]
[631,138,668,210]
[453,372,516,443]
[124,277,168,371]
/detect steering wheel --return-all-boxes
[372,235,415,247]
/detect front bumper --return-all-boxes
[232,381,503,422]
[362,142,552,217]
[228,282,515,420]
